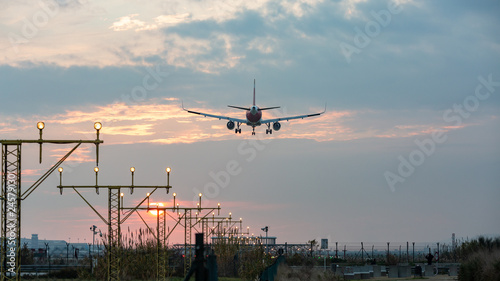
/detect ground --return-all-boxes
[368,275,457,281]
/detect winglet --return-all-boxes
[253,79,256,106]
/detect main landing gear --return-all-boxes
[234,122,242,134]
[265,123,273,135]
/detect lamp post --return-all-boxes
[37,121,44,163]
[261,226,269,253]
[94,167,99,194]
[166,167,171,193]
[58,167,63,187]
[130,167,135,194]
[94,122,102,164]
[172,193,176,212]
[90,225,100,260]
[198,193,202,210]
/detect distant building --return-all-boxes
[31,234,38,249]
[21,234,92,258]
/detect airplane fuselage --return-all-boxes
[246,105,262,125]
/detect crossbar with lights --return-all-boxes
[57,167,172,281]
[0,122,102,281]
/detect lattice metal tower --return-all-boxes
[1,122,102,281]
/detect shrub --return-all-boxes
[458,236,500,281]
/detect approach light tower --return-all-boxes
[121,192,223,279]
[1,122,103,281]
[58,165,173,281]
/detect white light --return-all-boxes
[94,122,102,130]
[37,122,45,130]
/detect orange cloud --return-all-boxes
[0,99,475,145]
[50,146,94,163]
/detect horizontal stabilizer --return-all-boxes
[228,105,250,110]
[260,106,281,111]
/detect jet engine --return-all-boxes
[227,120,235,130]
[273,122,281,131]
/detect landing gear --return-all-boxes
[252,127,256,135]
[235,122,242,134]
[266,123,273,134]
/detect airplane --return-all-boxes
[182,80,326,135]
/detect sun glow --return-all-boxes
[148,202,165,216]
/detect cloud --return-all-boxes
[0,98,481,146]
[0,0,421,72]
[109,14,148,31]
[50,146,94,163]
[154,13,190,26]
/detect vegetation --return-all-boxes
[21,243,34,265]
[22,233,500,280]
[211,236,273,280]
[457,236,500,281]
[70,228,273,280]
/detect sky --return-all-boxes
[0,0,499,247]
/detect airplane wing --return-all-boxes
[261,104,326,124]
[183,103,247,124]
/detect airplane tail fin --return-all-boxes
[253,79,256,106]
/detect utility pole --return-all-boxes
[412,242,415,263]
[406,242,409,263]
[387,242,390,263]
[1,122,102,281]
